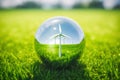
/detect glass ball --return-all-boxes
[35,16,85,69]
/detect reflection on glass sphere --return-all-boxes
[35,16,85,69]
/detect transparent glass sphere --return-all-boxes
[35,16,85,68]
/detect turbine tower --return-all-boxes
[49,24,71,57]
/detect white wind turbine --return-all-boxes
[49,24,71,57]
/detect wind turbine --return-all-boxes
[49,24,71,57]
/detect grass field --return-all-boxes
[0,9,120,80]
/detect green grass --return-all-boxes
[0,9,120,80]
[35,39,85,69]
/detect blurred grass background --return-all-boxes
[0,9,120,80]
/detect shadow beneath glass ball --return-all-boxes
[32,60,91,80]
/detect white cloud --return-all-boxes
[60,0,78,9]
[1,0,24,8]
[103,0,118,9]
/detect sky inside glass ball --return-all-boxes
[35,16,84,44]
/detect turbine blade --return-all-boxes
[49,34,59,39]
[59,24,62,34]
[61,34,71,38]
